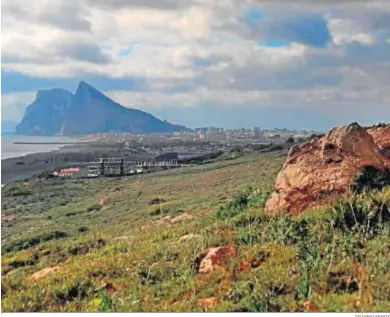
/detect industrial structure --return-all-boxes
[87,158,180,178]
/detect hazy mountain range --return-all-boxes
[16,81,188,136]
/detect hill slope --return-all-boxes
[16,81,187,135]
[1,151,390,312]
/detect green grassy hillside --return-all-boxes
[2,151,390,312]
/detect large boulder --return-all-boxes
[367,124,390,168]
[265,123,389,215]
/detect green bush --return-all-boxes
[331,193,390,238]
[2,183,32,197]
[225,280,269,312]
[2,231,69,254]
[266,215,309,245]
[352,166,390,193]
[215,187,270,220]
[87,204,102,212]
[148,198,166,205]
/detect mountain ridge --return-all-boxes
[16,81,188,136]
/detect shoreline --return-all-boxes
[1,143,89,185]
[1,143,77,161]
[13,142,89,145]
[2,136,87,161]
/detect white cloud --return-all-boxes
[1,92,36,121]
[327,18,375,45]
[1,0,390,128]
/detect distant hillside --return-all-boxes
[16,81,188,135]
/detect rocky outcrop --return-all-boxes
[265,123,389,215]
[367,124,390,168]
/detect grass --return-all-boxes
[2,150,390,312]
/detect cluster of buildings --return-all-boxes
[193,127,314,143]
[53,167,80,177]
[76,127,316,146]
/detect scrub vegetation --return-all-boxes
[2,150,390,312]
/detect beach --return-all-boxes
[1,135,85,184]
[1,135,80,160]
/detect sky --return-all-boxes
[1,0,390,130]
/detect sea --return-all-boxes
[1,135,80,160]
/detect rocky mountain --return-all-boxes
[16,81,188,135]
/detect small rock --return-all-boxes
[199,297,217,309]
[178,234,201,242]
[101,281,117,295]
[1,214,16,222]
[113,236,134,241]
[199,209,212,216]
[28,266,61,281]
[238,260,250,272]
[171,212,194,224]
[99,198,107,206]
[162,215,173,223]
[199,245,236,274]
[303,300,321,312]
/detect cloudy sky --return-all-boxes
[2,0,390,130]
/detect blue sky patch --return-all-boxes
[243,8,263,24]
[193,58,214,68]
[258,40,290,48]
[119,48,132,57]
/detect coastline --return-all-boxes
[1,140,124,185]
[2,145,65,161]
[1,140,88,185]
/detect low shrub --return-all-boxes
[2,231,69,254]
[331,192,390,238]
[87,204,102,212]
[215,187,270,220]
[352,166,390,193]
[148,198,166,205]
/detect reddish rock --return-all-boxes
[1,214,16,222]
[199,245,236,274]
[99,197,108,206]
[199,297,217,309]
[368,124,390,168]
[199,209,213,216]
[101,281,118,295]
[238,260,251,272]
[303,301,321,312]
[265,123,388,215]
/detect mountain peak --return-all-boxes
[75,80,97,95]
[74,81,114,107]
[36,88,73,101]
